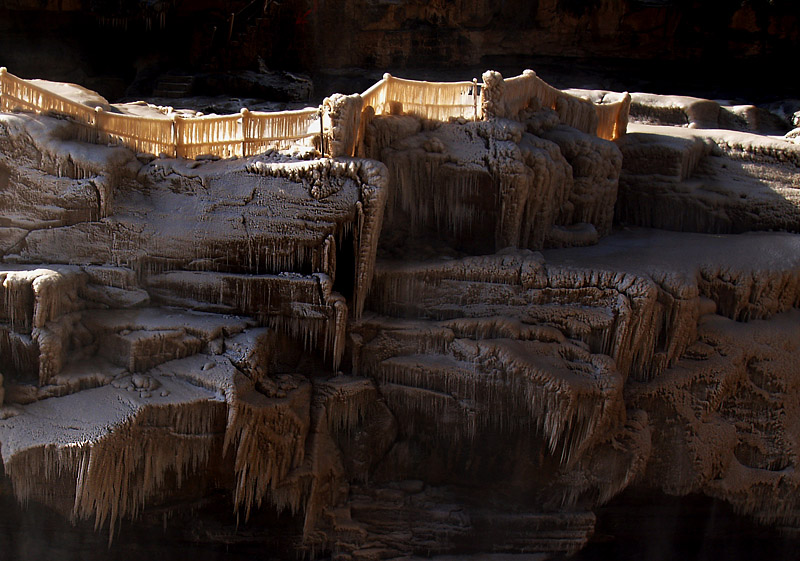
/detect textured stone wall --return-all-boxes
[295,0,799,68]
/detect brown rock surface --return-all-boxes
[1,74,800,559]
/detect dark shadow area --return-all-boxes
[313,54,797,108]
[333,229,357,308]
[0,475,304,561]
[1,2,797,105]
[573,487,800,561]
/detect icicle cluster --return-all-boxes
[100,106,321,160]
[368,252,707,383]
[266,294,347,371]
[378,117,618,253]
[352,161,389,318]
[96,110,175,156]
[242,108,320,156]
[323,93,364,158]
[146,270,349,371]
[72,403,221,540]
[1,266,87,385]
[0,68,322,159]
[355,318,625,466]
[1,67,630,164]
[480,69,630,140]
[0,69,95,127]
[0,324,325,541]
[174,113,241,159]
[361,74,479,123]
[2,395,225,542]
[223,379,311,521]
[317,376,377,435]
[243,156,388,318]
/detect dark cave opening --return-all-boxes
[333,227,357,310]
[573,488,800,561]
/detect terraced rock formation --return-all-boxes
[1,76,800,560]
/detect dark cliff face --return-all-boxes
[292,0,797,101]
[0,0,798,101]
[284,0,798,68]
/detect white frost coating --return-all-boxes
[352,313,624,466]
[2,68,629,162]
[361,74,479,123]
[11,151,384,304]
[0,123,386,383]
[0,114,134,220]
[370,227,800,385]
[377,117,618,251]
[481,70,630,140]
[317,375,377,435]
[0,375,223,538]
[617,123,800,234]
[323,93,363,158]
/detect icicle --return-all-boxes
[328,297,347,371]
[321,234,336,281]
[361,74,476,122]
[3,401,224,544]
[1,67,630,158]
[320,377,376,435]
[243,108,320,156]
[349,162,388,319]
[223,385,310,521]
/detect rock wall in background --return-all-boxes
[0,1,798,101]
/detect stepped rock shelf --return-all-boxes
[0,68,799,559]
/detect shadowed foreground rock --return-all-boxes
[1,76,800,560]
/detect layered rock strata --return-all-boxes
[1,77,800,560]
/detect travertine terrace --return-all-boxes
[1,67,799,559]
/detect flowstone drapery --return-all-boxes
[1,71,800,559]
